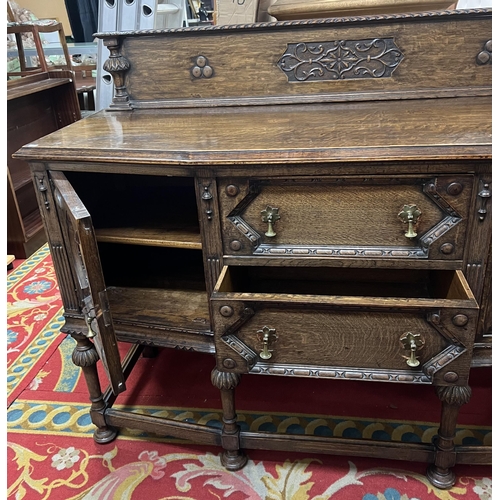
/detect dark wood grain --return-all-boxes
[95,226,202,249]
[7,72,80,258]
[267,0,453,20]
[117,11,491,107]
[105,408,222,445]
[219,175,473,261]
[14,97,491,165]
[212,267,476,384]
[51,171,125,396]
[106,286,210,333]
[240,431,436,462]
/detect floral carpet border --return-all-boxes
[7,399,492,447]
[7,244,51,289]
[7,244,65,406]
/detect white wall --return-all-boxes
[18,0,73,36]
[456,0,492,7]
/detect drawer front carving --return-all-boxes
[217,304,456,370]
[212,267,478,385]
[214,302,477,386]
[219,176,473,261]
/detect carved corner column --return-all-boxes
[195,174,224,290]
[68,326,117,444]
[427,385,472,489]
[102,36,132,110]
[211,368,248,471]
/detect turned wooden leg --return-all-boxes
[71,332,117,444]
[211,368,248,471]
[427,385,471,489]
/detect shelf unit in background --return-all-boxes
[7,21,81,259]
[7,72,81,258]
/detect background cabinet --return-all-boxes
[7,71,81,258]
[7,19,82,258]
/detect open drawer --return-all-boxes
[212,266,478,385]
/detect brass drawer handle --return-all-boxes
[261,206,280,237]
[257,326,278,360]
[398,204,422,239]
[400,332,425,368]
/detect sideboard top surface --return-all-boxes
[15,96,491,165]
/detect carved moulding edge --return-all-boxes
[419,216,461,250]
[422,344,466,377]
[250,363,432,384]
[253,244,427,258]
[94,9,491,38]
[221,334,258,367]
[228,215,261,244]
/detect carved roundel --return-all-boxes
[191,55,214,79]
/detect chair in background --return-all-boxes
[72,64,97,112]
[7,20,72,78]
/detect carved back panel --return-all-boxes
[96,10,491,110]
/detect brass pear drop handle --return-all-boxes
[82,308,97,339]
[261,206,280,237]
[398,204,422,239]
[82,297,97,339]
[257,326,278,360]
[400,332,425,368]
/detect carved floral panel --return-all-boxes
[278,38,404,82]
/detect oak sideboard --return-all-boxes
[15,8,491,489]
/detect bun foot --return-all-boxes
[221,450,248,471]
[93,426,118,444]
[426,465,456,489]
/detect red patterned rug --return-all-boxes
[7,245,492,499]
[7,245,65,406]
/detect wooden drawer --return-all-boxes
[219,176,473,262]
[212,266,478,385]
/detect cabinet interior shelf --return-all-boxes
[7,75,74,101]
[95,225,202,249]
[23,209,44,239]
[106,286,210,333]
[12,175,34,192]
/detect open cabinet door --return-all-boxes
[50,171,125,395]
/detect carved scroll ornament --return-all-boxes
[278,38,404,82]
